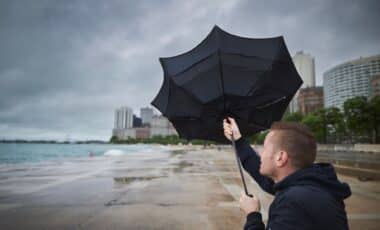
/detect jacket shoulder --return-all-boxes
[281,185,333,204]
[271,186,349,229]
[278,185,340,220]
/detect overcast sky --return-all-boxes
[0,0,379,141]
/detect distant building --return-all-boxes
[112,107,177,140]
[112,106,134,140]
[323,54,380,109]
[150,115,177,137]
[290,51,316,113]
[140,107,154,125]
[135,127,150,139]
[371,74,380,98]
[133,115,142,127]
[293,51,316,88]
[297,87,324,114]
[112,128,136,140]
[114,106,133,129]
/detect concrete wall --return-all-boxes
[318,144,380,153]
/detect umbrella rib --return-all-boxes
[217,49,227,114]
[231,95,287,111]
[222,52,287,63]
[255,96,287,109]
[171,52,216,78]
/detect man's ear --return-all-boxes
[276,151,289,167]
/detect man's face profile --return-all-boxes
[259,131,277,177]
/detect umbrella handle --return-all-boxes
[231,135,253,198]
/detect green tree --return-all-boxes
[254,130,269,144]
[301,113,325,143]
[109,135,118,143]
[312,108,328,143]
[325,107,345,143]
[368,95,380,143]
[283,112,304,122]
[343,96,371,143]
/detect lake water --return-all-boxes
[0,143,171,164]
[0,143,176,195]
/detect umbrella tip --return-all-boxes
[213,24,221,31]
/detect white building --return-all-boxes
[112,106,134,139]
[150,115,177,137]
[323,54,380,109]
[140,107,154,125]
[290,51,316,113]
[293,51,316,88]
[114,106,133,129]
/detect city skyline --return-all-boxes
[1,0,379,141]
[112,105,177,140]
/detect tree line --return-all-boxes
[250,95,380,144]
[110,134,210,145]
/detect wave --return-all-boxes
[103,149,126,157]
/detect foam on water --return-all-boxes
[103,149,126,156]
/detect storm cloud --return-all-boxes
[0,0,379,140]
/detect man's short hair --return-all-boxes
[269,122,316,169]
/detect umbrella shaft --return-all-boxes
[231,136,252,197]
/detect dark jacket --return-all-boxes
[235,138,351,230]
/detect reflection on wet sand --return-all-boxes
[172,160,194,173]
[113,176,164,185]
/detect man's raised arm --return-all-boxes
[223,117,275,195]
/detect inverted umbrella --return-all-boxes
[151,25,303,196]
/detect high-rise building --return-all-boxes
[114,106,133,129]
[140,107,154,125]
[112,106,134,140]
[323,55,380,109]
[290,51,316,113]
[293,51,316,88]
[297,87,324,114]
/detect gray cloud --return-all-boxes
[0,0,379,140]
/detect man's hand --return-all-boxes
[239,191,261,216]
[223,117,242,141]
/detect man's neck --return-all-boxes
[273,167,297,183]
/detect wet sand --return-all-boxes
[0,146,379,229]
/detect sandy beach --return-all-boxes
[0,145,379,230]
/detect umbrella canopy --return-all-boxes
[152,25,303,143]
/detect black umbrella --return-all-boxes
[151,25,303,196]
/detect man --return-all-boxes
[223,117,351,230]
